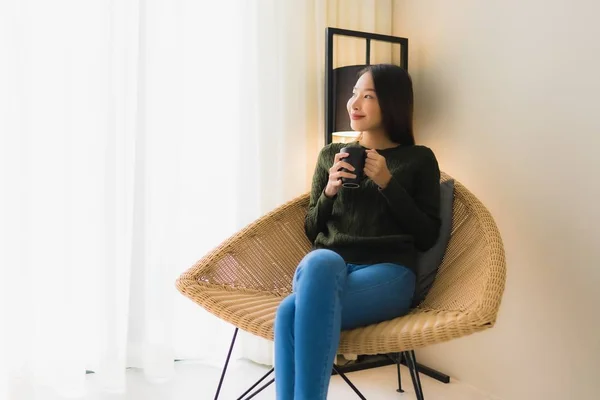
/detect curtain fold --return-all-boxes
[0,1,245,397]
[0,0,143,396]
[0,0,395,397]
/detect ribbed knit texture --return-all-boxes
[305,141,441,272]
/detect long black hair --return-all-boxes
[359,64,415,145]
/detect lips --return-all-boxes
[350,114,365,120]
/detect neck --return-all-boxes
[358,130,398,150]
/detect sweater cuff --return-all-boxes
[314,189,336,219]
[318,189,336,210]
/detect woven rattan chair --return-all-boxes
[176,172,506,399]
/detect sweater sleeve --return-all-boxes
[378,147,441,251]
[304,146,335,243]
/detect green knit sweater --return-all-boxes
[305,141,441,271]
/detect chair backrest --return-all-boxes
[206,171,506,317]
[419,172,506,324]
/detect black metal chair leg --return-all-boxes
[215,327,239,400]
[404,350,425,400]
[242,378,275,400]
[395,353,404,393]
[409,350,425,399]
[396,362,404,393]
[386,352,404,394]
[236,368,274,400]
[332,365,367,400]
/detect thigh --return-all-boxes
[341,263,415,331]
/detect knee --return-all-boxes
[293,249,346,290]
[303,249,344,266]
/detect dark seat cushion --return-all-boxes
[412,179,455,307]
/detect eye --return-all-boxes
[364,94,374,99]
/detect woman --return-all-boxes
[274,64,441,399]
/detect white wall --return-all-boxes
[393,1,600,399]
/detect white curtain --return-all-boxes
[1,1,143,397]
[0,0,393,398]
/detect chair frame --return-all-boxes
[177,173,507,400]
[214,327,426,400]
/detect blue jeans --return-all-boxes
[274,249,416,400]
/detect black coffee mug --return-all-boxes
[340,146,366,188]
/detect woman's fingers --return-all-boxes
[329,161,355,173]
[330,171,356,181]
[329,152,358,187]
[366,149,380,159]
[333,171,357,180]
[334,152,349,163]
[338,161,355,171]
[333,152,354,170]
[329,179,342,188]
[365,158,382,169]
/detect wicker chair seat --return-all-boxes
[176,172,506,355]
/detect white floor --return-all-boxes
[81,359,496,400]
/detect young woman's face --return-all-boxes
[347,72,383,133]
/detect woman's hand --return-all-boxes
[324,152,356,198]
[364,149,392,189]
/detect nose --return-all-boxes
[348,95,360,110]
